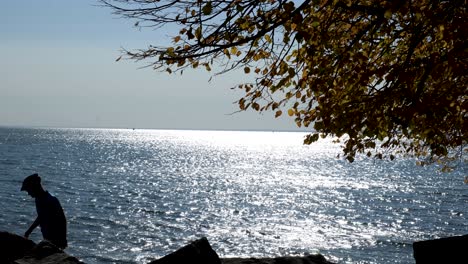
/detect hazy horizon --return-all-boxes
[0,124,308,133]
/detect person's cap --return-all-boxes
[21,173,41,191]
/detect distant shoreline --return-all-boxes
[0,125,312,134]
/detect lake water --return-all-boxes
[0,127,466,263]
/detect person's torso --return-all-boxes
[35,192,66,239]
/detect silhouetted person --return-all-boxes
[21,173,67,249]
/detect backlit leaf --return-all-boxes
[202,2,212,15]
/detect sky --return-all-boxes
[1,0,303,131]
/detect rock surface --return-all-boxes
[148,237,334,264]
[148,237,222,264]
[6,230,467,264]
[0,231,36,262]
[221,255,335,264]
[413,234,468,264]
[0,232,83,264]
[14,240,84,264]
[3,231,334,264]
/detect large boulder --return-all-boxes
[413,234,468,263]
[14,240,83,264]
[0,231,36,262]
[148,237,221,264]
[221,255,335,264]
[0,232,82,264]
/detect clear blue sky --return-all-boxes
[1,0,301,131]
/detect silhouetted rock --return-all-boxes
[148,237,222,264]
[148,237,334,264]
[0,231,36,262]
[0,232,82,264]
[2,231,333,264]
[14,240,83,264]
[221,255,335,264]
[413,234,468,264]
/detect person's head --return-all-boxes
[21,173,44,198]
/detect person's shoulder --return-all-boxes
[44,191,60,202]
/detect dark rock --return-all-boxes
[14,240,83,264]
[0,232,82,264]
[148,237,334,264]
[148,237,221,264]
[0,231,36,262]
[221,254,335,264]
[29,240,63,259]
[413,234,468,263]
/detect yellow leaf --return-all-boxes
[384,10,392,19]
[288,109,294,116]
[224,49,231,59]
[231,46,238,55]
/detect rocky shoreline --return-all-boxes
[1,232,333,264]
[148,237,334,264]
[0,232,83,264]
[2,231,467,263]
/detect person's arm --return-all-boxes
[24,217,39,238]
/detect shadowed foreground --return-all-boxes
[0,232,82,264]
[3,231,466,264]
[148,237,334,264]
[1,232,332,264]
[221,256,333,264]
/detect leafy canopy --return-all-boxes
[103,0,467,167]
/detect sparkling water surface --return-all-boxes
[0,127,466,263]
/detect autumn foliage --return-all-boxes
[103,0,467,167]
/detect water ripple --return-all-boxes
[1,127,466,264]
